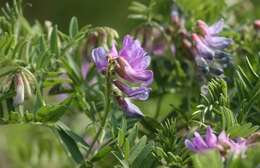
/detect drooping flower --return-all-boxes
[13,73,25,105]
[92,35,153,117]
[113,80,150,101]
[92,47,108,72]
[115,96,144,118]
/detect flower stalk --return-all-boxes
[86,58,113,158]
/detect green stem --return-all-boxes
[154,95,164,119]
[86,66,112,158]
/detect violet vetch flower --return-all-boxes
[92,47,108,72]
[113,80,151,101]
[92,35,153,85]
[197,19,225,36]
[115,96,144,118]
[115,35,153,85]
[191,19,232,76]
[192,34,214,60]
[185,126,249,157]
[92,35,153,117]
[185,126,217,152]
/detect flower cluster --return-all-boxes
[185,126,248,157]
[92,35,153,117]
[191,19,232,76]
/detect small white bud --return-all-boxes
[13,74,24,105]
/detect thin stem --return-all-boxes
[154,95,164,119]
[86,65,112,158]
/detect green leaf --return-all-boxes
[50,25,59,56]
[69,16,79,38]
[91,146,112,162]
[128,136,147,164]
[117,128,125,147]
[123,138,130,160]
[132,143,155,168]
[227,123,259,138]
[36,98,71,122]
[56,122,89,150]
[54,125,85,167]
[192,150,223,168]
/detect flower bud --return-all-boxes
[21,72,32,98]
[254,20,260,31]
[134,25,168,56]
[13,74,25,105]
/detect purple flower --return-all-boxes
[115,96,144,118]
[92,47,108,72]
[115,36,153,85]
[92,35,153,85]
[92,35,153,118]
[202,36,232,50]
[197,19,224,36]
[185,127,248,157]
[230,138,247,156]
[185,126,217,152]
[192,33,214,60]
[191,19,232,76]
[113,80,150,101]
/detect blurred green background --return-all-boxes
[0,0,148,35]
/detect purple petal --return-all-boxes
[91,47,108,72]
[198,19,224,36]
[119,35,151,70]
[81,62,89,79]
[116,96,144,118]
[205,126,217,148]
[109,42,119,58]
[192,132,208,150]
[218,131,232,147]
[113,80,151,100]
[229,138,247,155]
[116,57,153,85]
[152,42,166,55]
[208,19,224,35]
[192,34,214,60]
[203,36,232,50]
[185,139,197,152]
